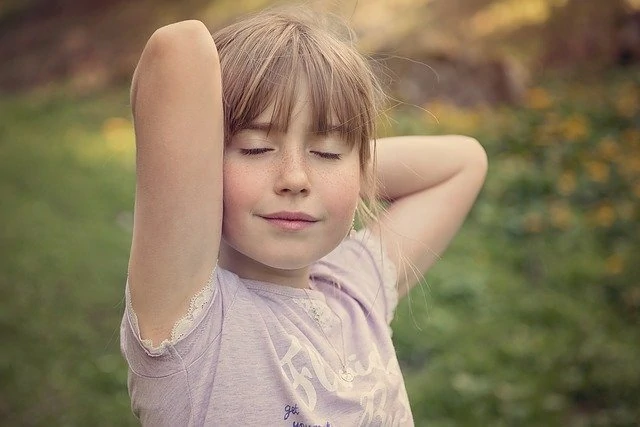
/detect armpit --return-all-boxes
[125,264,217,354]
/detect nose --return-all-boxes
[274,148,310,195]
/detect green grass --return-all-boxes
[391,69,640,426]
[0,89,137,426]
[1,69,639,426]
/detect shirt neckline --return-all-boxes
[220,267,326,300]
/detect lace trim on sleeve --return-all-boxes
[352,229,399,325]
[126,264,217,353]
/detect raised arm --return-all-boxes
[372,135,488,298]
[127,20,223,346]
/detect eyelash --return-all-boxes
[314,151,341,160]
[240,148,271,155]
[239,148,341,160]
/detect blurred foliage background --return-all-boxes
[1,0,639,426]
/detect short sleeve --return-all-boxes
[309,228,399,325]
[120,265,238,377]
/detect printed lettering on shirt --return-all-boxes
[358,381,411,426]
[278,333,411,422]
[291,422,331,427]
[306,344,340,392]
[284,402,332,427]
[283,403,300,420]
[280,336,317,410]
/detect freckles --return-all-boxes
[316,165,360,218]
[223,160,272,214]
[223,164,249,206]
[224,160,266,189]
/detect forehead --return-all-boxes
[251,80,340,131]
[221,40,373,148]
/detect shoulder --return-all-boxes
[315,228,396,276]
[311,229,399,324]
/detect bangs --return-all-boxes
[214,11,379,149]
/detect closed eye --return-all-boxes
[240,148,272,155]
[312,151,341,160]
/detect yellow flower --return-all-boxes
[615,87,639,118]
[523,212,544,233]
[621,156,640,179]
[561,114,590,141]
[605,254,625,275]
[102,117,131,135]
[526,87,553,110]
[584,160,610,183]
[549,201,574,230]
[557,171,577,195]
[597,136,619,160]
[621,129,640,145]
[101,117,135,156]
[423,101,482,134]
[594,203,616,227]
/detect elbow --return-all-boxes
[457,137,489,188]
[131,20,220,115]
[146,20,219,62]
[459,136,489,175]
[474,139,489,176]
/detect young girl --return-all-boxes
[120,8,487,426]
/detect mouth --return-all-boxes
[261,211,318,221]
[259,211,319,231]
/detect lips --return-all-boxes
[259,211,319,231]
[260,211,318,222]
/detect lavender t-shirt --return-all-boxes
[120,229,414,426]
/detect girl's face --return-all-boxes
[220,83,361,281]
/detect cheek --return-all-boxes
[317,165,361,219]
[222,161,261,219]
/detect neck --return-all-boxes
[218,241,311,289]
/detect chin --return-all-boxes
[233,236,343,271]
[250,245,331,270]
[221,220,349,271]
[259,258,313,271]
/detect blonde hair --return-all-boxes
[212,7,385,226]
